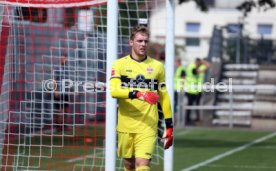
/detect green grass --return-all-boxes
[7,127,276,171]
[174,128,276,171]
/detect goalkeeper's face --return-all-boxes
[130,32,149,59]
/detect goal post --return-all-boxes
[165,0,175,171]
[105,0,118,170]
[0,0,175,170]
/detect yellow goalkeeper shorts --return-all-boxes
[117,132,156,159]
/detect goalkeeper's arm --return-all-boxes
[110,77,130,98]
[159,85,173,149]
[110,77,159,104]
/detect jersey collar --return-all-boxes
[129,54,148,62]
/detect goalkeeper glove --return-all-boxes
[162,118,173,149]
[129,91,159,105]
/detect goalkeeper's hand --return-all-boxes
[162,128,173,149]
[136,91,159,105]
[162,118,173,149]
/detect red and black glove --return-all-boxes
[129,90,159,105]
[162,118,173,149]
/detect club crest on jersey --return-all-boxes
[147,67,154,74]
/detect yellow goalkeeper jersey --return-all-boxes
[110,55,172,135]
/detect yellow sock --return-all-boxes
[136,166,150,171]
[124,167,135,171]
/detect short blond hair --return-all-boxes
[130,25,150,40]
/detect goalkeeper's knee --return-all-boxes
[136,166,150,171]
[124,167,135,171]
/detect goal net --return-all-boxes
[0,0,169,170]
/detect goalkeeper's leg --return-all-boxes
[134,133,156,171]
[124,158,135,171]
[124,168,135,171]
[136,158,150,171]
[124,159,150,171]
[136,165,150,171]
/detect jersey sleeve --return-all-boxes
[157,64,172,119]
[109,60,131,99]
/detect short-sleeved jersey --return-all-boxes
[111,55,166,135]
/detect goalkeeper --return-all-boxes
[110,25,173,171]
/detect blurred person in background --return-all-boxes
[184,58,210,126]
[52,54,71,132]
[174,58,186,113]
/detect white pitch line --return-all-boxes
[66,154,94,163]
[175,130,191,136]
[181,132,276,171]
[66,151,104,163]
